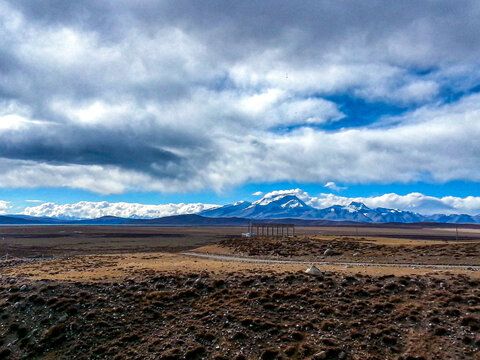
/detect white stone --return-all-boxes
[305,265,323,276]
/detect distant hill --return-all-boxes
[1,212,480,227]
[0,214,249,226]
[77,216,130,225]
[127,214,249,226]
[0,215,46,225]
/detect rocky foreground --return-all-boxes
[1,269,479,359]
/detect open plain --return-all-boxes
[0,225,479,359]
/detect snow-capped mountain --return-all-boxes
[199,193,480,223]
[200,195,320,219]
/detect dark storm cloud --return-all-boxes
[8,0,480,64]
[6,1,131,39]
[0,108,219,180]
[0,128,181,176]
[1,0,480,193]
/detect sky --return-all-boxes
[1,0,480,218]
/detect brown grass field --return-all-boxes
[0,225,479,359]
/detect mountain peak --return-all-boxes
[346,201,370,210]
[253,193,306,207]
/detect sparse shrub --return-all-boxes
[42,323,66,345]
[120,333,140,343]
[0,348,11,358]
[290,331,305,341]
[213,279,225,288]
[433,327,448,336]
[260,348,279,360]
[461,316,480,331]
[231,331,247,341]
[284,345,297,356]
[233,355,247,360]
[17,326,28,339]
[382,335,397,345]
[320,321,335,331]
[184,345,206,360]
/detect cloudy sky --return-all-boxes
[1,0,480,217]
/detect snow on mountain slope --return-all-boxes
[199,193,452,223]
[196,200,252,218]
[201,194,318,219]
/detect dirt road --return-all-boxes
[183,251,480,271]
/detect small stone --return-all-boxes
[20,284,27,291]
[305,265,323,276]
[193,278,204,288]
[339,351,346,359]
[324,249,333,256]
[13,302,24,310]
[313,351,327,359]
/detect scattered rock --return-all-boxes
[312,351,327,359]
[305,265,323,276]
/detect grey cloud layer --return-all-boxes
[13,1,480,63]
[1,1,480,193]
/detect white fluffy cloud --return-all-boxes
[22,201,219,219]
[0,200,10,214]
[260,189,480,215]
[324,182,345,192]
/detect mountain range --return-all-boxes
[1,193,480,225]
[199,194,480,224]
